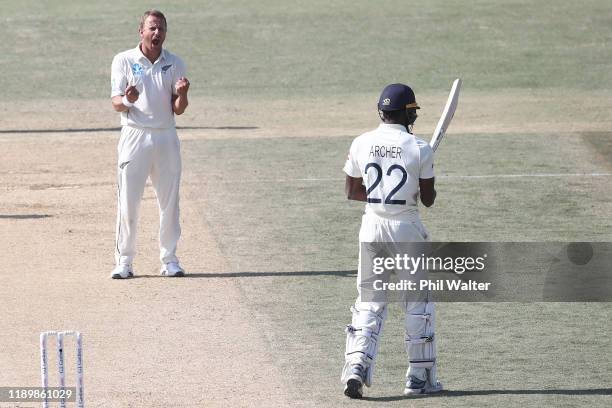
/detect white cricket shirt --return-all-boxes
[343,123,435,221]
[111,45,186,129]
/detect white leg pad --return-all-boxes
[341,305,387,387]
[405,301,438,386]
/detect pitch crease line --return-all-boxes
[441,172,612,179]
[223,172,612,183]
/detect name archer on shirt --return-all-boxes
[369,145,402,159]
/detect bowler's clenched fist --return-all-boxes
[125,84,140,103]
[175,77,190,96]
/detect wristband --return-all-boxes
[122,95,134,108]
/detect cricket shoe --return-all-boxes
[343,364,366,399]
[160,262,185,277]
[111,264,134,279]
[403,375,443,396]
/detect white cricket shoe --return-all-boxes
[160,262,185,277]
[111,264,134,279]
[343,364,366,399]
[403,375,443,396]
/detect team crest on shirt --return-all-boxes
[161,64,173,73]
[131,63,144,76]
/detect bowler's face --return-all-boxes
[140,16,166,51]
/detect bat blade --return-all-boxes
[430,78,462,152]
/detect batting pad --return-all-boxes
[405,301,438,385]
[342,305,387,387]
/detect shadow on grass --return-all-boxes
[364,388,612,401]
[132,270,357,279]
[0,214,52,219]
[0,126,258,134]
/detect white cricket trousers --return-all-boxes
[351,213,434,381]
[115,125,181,266]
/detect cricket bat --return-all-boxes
[430,78,462,152]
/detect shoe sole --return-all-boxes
[344,379,363,399]
[111,272,133,279]
[161,270,185,277]
[403,385,443,396]
[403,388,425,396]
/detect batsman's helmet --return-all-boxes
[378,83,420,111]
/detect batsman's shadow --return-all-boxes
[363,388,612,401]
[133,270,357,279]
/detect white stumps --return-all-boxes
[40,332,50,408]
[56,332,65,408]
[75,332,84,408]
[40,331,84,408]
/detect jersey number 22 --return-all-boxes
[364,162,407,205]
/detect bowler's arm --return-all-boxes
[172,94,188,115]
[172,76,190,115]
[111,85,139,112]
[111,95,129,112]
[345,175,367,201]
[111,96,129,112]
[110,57,136,113]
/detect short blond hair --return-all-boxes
[139,10,167,30]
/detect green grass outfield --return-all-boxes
[184,131,612,406]
[2,0,612,406]
[2,0,611,99]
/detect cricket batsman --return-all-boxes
[341,83,442,398]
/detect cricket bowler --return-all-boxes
[109,10,189,279]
